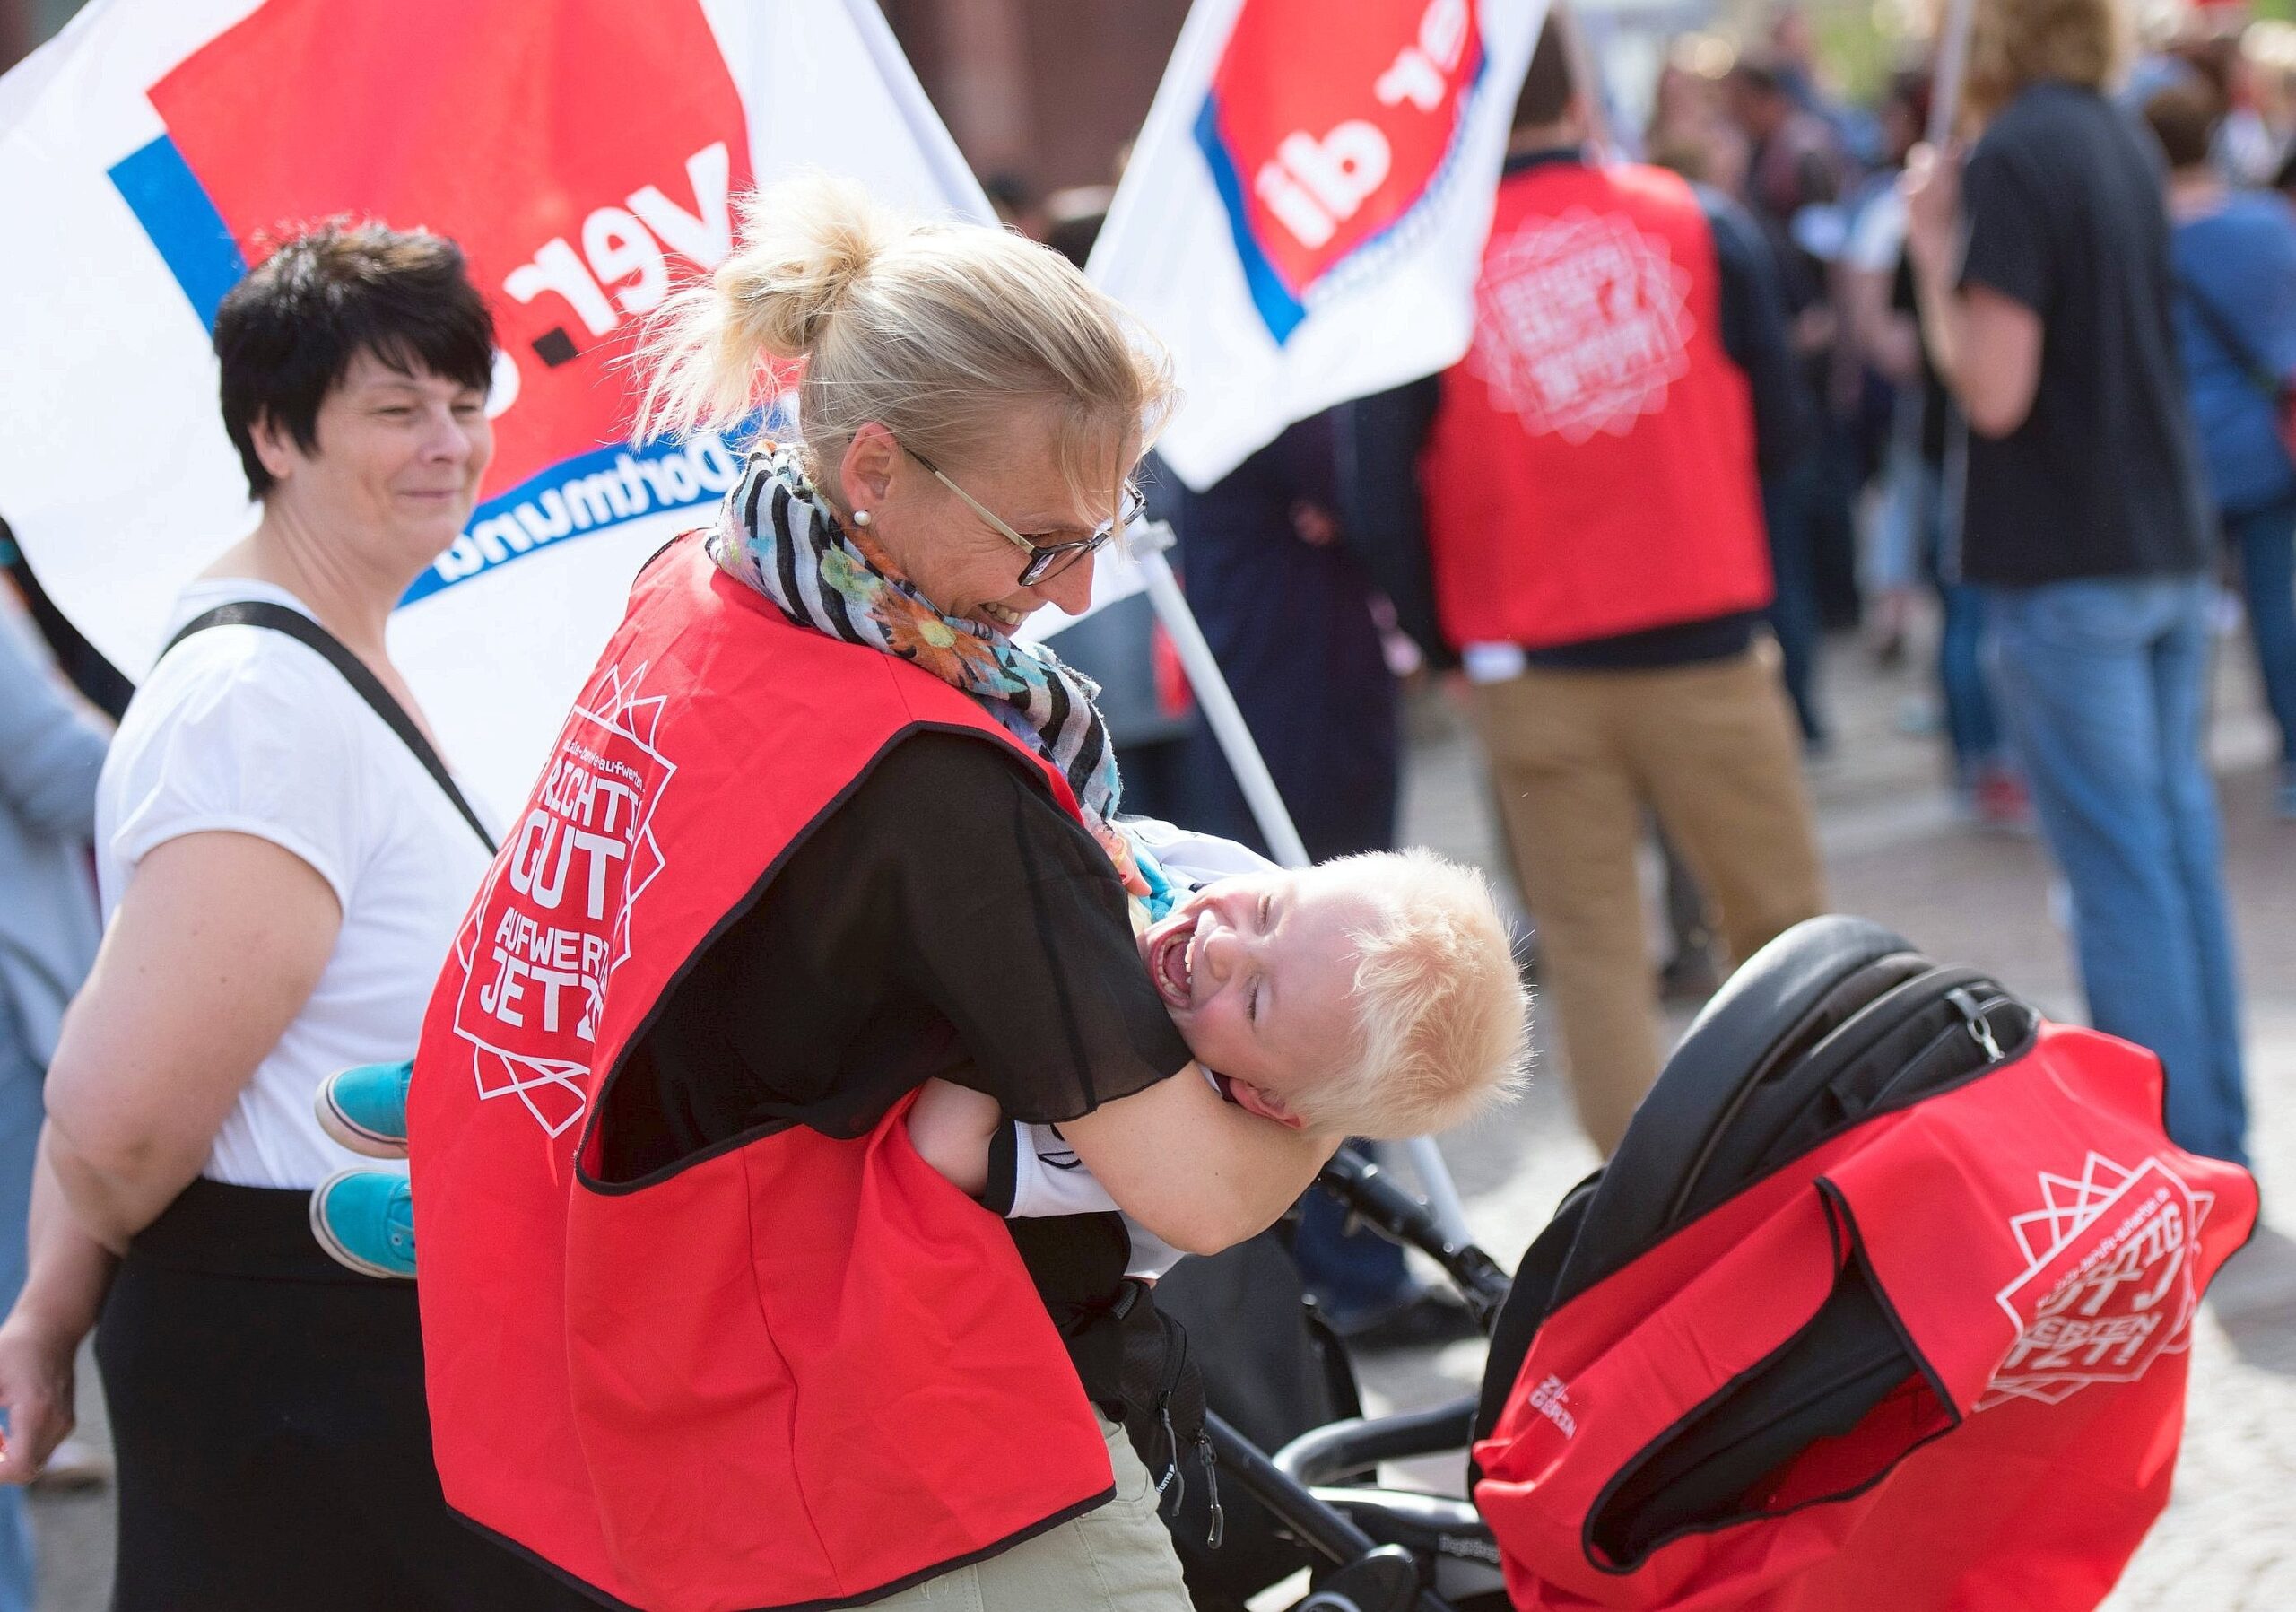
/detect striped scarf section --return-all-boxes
[709,445,1137,882]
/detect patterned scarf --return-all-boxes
[709,444,1142,889]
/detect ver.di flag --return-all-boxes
[1091,0,1545,492]
[0,0,990,815]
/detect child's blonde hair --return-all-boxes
[637,174,1172,518]
[1291,850,1531,1139]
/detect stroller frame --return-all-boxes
[1203,1146,1514,1612]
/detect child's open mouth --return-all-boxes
[1149,915,1196,1008]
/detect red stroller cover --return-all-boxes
[1474,1020,2256,1611]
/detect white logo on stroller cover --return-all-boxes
[451,660,675,1138]
[1527,1373,1577,1438]
[1979,1153,2213,1411]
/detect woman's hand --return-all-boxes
[0,1313,79,1484]
[1900,143,1961,280]
[0,1141,113,1487]
[905,1078,1003,1198]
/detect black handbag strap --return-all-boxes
[2177,271,2285,403]
[164,601,497,853]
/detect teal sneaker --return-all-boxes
[316,1059,412,1158]
[309,1167,415,1280]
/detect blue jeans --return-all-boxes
[1883,446,2002,774]
[1938,581,2001,773]
[1985,577,2249,1165]
[0,1006,39,1612]
[2226,496,2296,768]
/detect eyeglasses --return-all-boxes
[906,446,1144,588]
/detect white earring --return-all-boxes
[851,509,873,528]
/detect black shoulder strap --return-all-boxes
[164,601,497,853]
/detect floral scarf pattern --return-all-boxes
[709,444,1143,889]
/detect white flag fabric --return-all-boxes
[0,0,989,817]
[1091,0,1545,492]
[1013,525,1167,649]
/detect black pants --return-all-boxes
[97,1181,600,1612]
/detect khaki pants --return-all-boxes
[870,1414,1193,1610]
[1473,644,1825,1155]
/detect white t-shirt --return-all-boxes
[95,579,495,1189]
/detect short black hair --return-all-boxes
[1512,17,1575,132]
[214,221,495,500]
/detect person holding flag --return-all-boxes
[1356,17,1825,1156]
[1902,0,2248,1167]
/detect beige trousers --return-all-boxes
[869,1414,1194,1610]
[1473,643,1825,1156]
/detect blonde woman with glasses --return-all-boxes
[385,178,1337,1612]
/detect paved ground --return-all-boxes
[26,618,2296,1608]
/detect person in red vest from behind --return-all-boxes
[403,177,1335,1612]
[1355,21,1825,1156]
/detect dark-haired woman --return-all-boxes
[0,223,592,1609]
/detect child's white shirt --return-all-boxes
[1003,817,1278,1278]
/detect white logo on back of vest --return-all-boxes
[1466,207,1694,445]
[1979,1153,2213,1411]
[451,660,677,1138]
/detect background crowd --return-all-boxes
[0,0,2290,1604]
[1020,0,2296,1356]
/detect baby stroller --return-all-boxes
[1200,915,2257,1612]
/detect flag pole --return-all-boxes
[1136,545,1311,870]
[1552,0,1615,161]
[1131,529,1475,1245]
[1927,0,1979,146]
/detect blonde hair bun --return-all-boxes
[639,176,892,436]
[635,173,1172,518]
[722,176,892,362]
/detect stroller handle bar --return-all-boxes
[1274,1398,1479,1487]
[1317,1148,1512,1327]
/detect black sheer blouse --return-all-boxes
[593,728,1191,1404]
[598,728,1189,1175]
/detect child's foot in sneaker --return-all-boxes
[309,1167,415,1279]
[316,1060,412,1158]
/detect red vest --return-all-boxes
[408,537,1115,1612]
[1420,161,1773,649]
[1474,1022,2257,1610]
